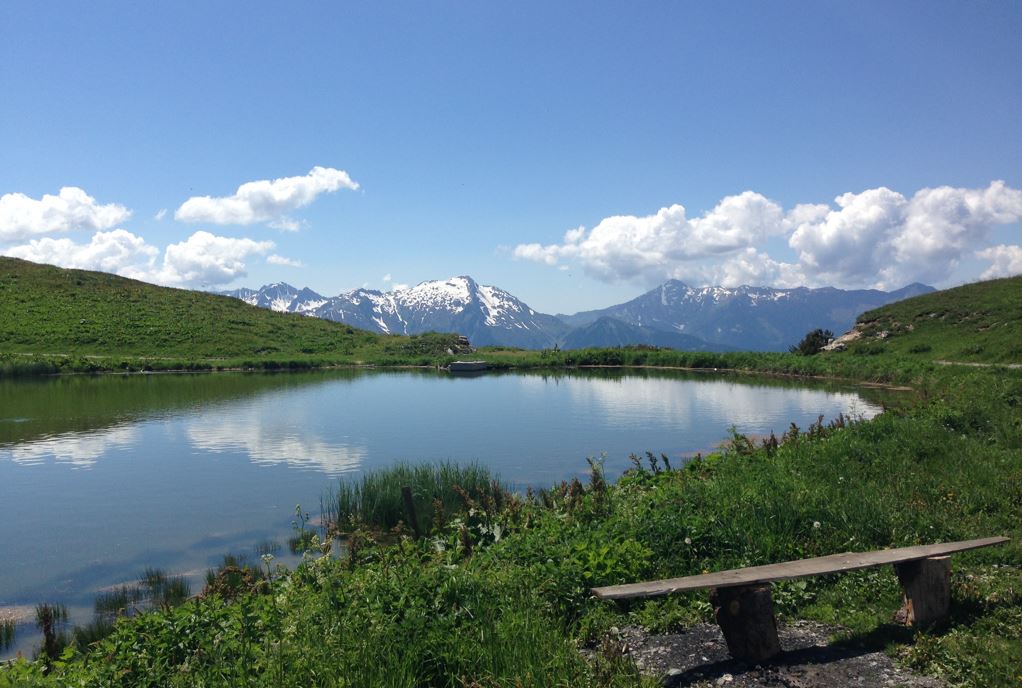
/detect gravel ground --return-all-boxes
[605,621,944,687]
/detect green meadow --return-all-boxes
[0,257,465,375]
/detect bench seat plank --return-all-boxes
[592,536,1008,600]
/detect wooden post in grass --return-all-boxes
[894,555,951,629]
[709,585,781,662]
[401,486,422,538]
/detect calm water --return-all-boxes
[0,368,891,653]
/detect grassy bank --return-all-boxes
[2,362,1019,686]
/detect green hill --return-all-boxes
[0,257,381,358]
[0,258,461,371]
[839,275,1022,364]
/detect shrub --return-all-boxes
[789,328,834,356]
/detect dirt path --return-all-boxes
[608,622,942,687]
[934,360,1022,369]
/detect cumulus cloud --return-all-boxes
[158,231,274,286]
[0,187,131,241]
[267,254,303,268]
[175,166,359,227]
[705,248,806,289]
[3,229,159,279]
[790,181,1022,288]
[515,181,1022,289]
[3,229,274,287]
[977,244,1022,280]
[513,192,790,282]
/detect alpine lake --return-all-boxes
[0,367,901,657]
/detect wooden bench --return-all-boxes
[592,536,1009,662]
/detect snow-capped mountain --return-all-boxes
[225,283,328,314]
[225,276,569,349]
[224,277,933,352]
[559,281,935,351]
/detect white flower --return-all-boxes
[812,521,821,529]
[261,553,275,564]
[684,537,692,545]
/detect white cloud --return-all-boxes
[0,187,131,241]
[515,181,1022,289]
[158,231,274,286]
[268,217,302,232]
[977,244,1022,280]
[705,248,806,289]
[2,229,159,279]
[3,229,274,287]
[154,208,168,221]
[790,181,1022,288]
[175,166,359,226]
[267,254,303,268]
[382,273,392,282]
[391,283,409,292]
[513,192,787,283]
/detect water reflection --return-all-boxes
[0,371,354,449]
[3,424,139,468]
[563,374,878,428]
[0,368,900,660]
[187,417,366,475]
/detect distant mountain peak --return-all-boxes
[223,275,567,348]
[224,276,934,353]
[560,280,935,351]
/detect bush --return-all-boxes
[789,328,834,356]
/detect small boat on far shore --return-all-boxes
[447,360,488,372]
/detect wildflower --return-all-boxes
[261,553,275,565]
[684,537,692,545]
[813,521,821,529]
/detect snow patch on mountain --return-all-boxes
[400,277,471,314]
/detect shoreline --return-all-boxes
[0,353,919,392]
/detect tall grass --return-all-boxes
[323,461,509,534]
[93,586,141,618]
[0,619,14,652]
[139,567,191,607]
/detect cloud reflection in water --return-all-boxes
[186,416,366,476]
[3,424,139,468]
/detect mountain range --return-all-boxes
[222,277,934,352]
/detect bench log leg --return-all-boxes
[710,584,781,662]
[894,555,951,630]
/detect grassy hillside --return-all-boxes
[0,258,467,373]
[842,275,1022,363]
[0,257,381,358]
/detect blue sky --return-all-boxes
[1,1,1020,313]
